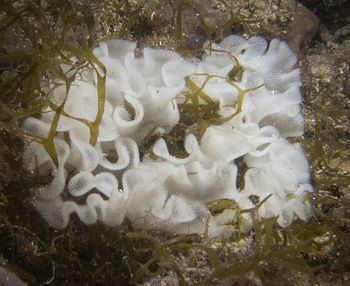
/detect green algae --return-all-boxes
[126,211,327,285]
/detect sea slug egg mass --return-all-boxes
[23,35,313,238]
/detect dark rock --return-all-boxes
[284,2,319,52]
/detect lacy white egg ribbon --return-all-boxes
[152,133,211,165]
[95,41,145,103]
[125,175,198,227]
[246,83,304,137]
[67,135,99,172]
[33,144,129,229]
[217,35,268,59]
[98,41,195,142]
[27,139,68,228]
[22,118,53,172]
[244,139,311,189]
[33,189,128,229]
[68,171,118,197]
[144,135,257,236]
[93,39,137,61]
[122,160,250,237]
[112,94,145,137]
[151,160,238,201]
[137,85,181,135]
[280,184,313,227]
[96,138,139,171]
[34,154,129,229]
[215,36,299,83]
[22,117,51,138]
[188,72,239,109]
[125,47,191,86]
[200,120,279,162]
[203,36,301,109]
[242,138,313,226]
[24,35,313,237]
[32,139,70,201]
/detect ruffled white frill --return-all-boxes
[24,36,313,238]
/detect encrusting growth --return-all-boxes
[23,35,313,238]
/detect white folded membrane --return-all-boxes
[24,35,313,238]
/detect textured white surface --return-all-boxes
[24,36,313,237]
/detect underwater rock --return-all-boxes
[96,0,319,54]
[23,35,313,238]
[284,2,319,52]
[0,266,26,286]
